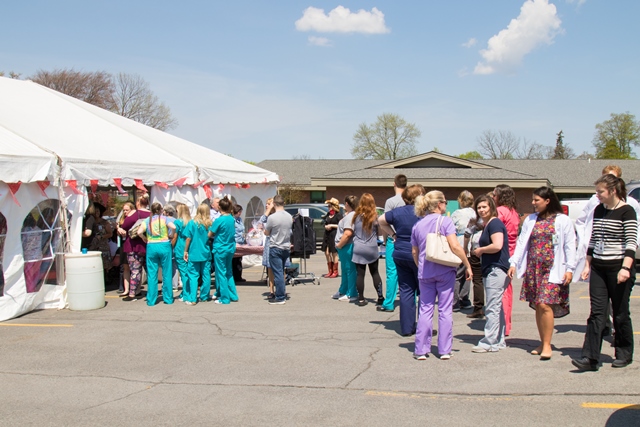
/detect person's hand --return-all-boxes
[325,225,331,230]
[562,271,573,285]
[507,266,515,279]
[465,266,473,281]
[183,252,189,262]
[472,247,482,257]
[580,265,590,281]
[117,227,126,237]
[617,268,630,284]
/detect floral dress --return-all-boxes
[519,214,569,318]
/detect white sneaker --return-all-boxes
[440,354,452,360]
[472,346,494,353]
[331,291,342,299]
[338,294,350,301]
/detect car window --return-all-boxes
[629,187,640,201]
[307,208,326,220]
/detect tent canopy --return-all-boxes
[0,77,279,187]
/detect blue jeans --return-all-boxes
[269,247,290,301]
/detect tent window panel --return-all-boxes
[244,196,265,232]
[21,200,67,293]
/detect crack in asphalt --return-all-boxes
[343,347,381,389]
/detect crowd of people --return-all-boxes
[327,168,637,369]
[81,164,638,370]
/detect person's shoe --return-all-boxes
[331,291,342,299]
[472,346,490,353]
[122,296,138,302]
[269,299,286,305]
[329,262,339,278]
[467,311,484,319]
[236,278,247,283]
[322,262,333,278]
[214,300,225,305]
[357,299,368,307]
[612,359,632,368]
[460,301,473,310]
[338,294,350,301]
[349,296,359,303]
[376,297,384,306]
[440,354,452,360]
[452,303,461,312]
[267,293,275,300]
[185,301,196,306]
[571,357,599,371]
[376,306,394,312]
[413,354,428,360]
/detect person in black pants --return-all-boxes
[572,174,638,371]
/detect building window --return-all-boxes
[309,191,326,203]
[244,196,265,231]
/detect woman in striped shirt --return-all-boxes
[572,174,638,371]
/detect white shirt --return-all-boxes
[510,213,576,285]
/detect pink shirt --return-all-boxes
[497,206,519,256]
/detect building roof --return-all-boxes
[258,153,640,192]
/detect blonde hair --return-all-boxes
[602,165,622,177]
[265,197,275,216]
[414,190,445,217]
[457,190,474,208]
[137,193,150,208]
[193,203,212,228]
[176,204,191,224]
[119,202,135,225]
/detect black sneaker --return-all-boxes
[376,297,384,306]
[452,303,461,312]
[122,296,138,302]
[612,359,632,368]
[571,357,599,371]
[357,299,368,307]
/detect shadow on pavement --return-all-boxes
[606,405,640,426]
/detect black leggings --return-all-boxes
[355,260,383,301]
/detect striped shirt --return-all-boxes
[587,204,638,263]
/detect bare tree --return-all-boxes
[278,183,305,204]
[0,71,21,79]
[351,113,420,160]
[110,73,178,131]
[30,69,114,109]
[516,138,550,159]
[476,130,519,159]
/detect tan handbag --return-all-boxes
[425,215,462,267]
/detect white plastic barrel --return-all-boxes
[65,251,105,310]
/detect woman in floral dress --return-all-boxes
[508,187,576,360]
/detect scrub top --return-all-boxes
[209,214,236,255]
[184,220,212,262]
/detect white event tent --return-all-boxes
[0,76,278,321]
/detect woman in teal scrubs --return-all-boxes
[137,202,176,306]
[171,204,191,302]
[183,203,213,304]
[208,197,238,304]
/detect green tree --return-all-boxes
[593,112,640,159]
[351,113,420,159]
[458,150,483,160]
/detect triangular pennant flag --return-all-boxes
[113,178,127,194]
[65,180,83,195]
[241,184,250,189]
[134,179,147,192]
[192,180,206,188]
[90,179,99,194]
[100,192,109,206]
[218,184,225,191]
[203,184,212,199]
[235,183,241,189]
[7,182,21,206]
[173,177,187,188]
[154,181,169,189]
[36,181,50,197]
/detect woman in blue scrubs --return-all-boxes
[183,203,213,304]
[209,197,238,304]
[171,204,191,302]
[137,202,176,306]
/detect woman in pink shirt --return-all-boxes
[493,185,519,336]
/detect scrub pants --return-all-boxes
[337,243,357,298]
[186,258,211,303]
[146,241,174,306]
[174,251,190,299]
[477,267,510,351]
[381,238,398,310]
[414,269,455,356]
[395,258,419,336]
[214,250,238,304]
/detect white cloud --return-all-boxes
[473,0,562,75]
[308,36,332,47]
[566,0,586,5]
[295,6,390,34]
[462,38,477,48]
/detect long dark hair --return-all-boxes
[595,174,627,201]
[532,186,563,216]
[474,195,498,219]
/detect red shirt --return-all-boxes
[497,206,519,256]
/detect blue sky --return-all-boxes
[2,0,639,162]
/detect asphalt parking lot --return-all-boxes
[1,254,639,426]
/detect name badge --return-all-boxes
[552,234,558,246]
[595,240,605,253]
